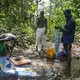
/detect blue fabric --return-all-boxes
[55,30,60,56]
[0,57,7,68]
[17,71,39,77]
[0,56,11,69]
[56,50,67,58]
[61,17,76,43]
[5,56,11,68]
[4,70,18,76]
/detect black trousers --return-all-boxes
[63,43,72,53]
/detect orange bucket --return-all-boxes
[46,48,55,59]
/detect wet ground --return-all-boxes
[11,42,80,80]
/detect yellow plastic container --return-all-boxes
[46,48,55,59]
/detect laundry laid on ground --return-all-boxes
[10,56,32,66]
[0,56,39,80]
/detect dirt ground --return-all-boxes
[11,42,80,80]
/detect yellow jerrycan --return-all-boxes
[46,48,56,59]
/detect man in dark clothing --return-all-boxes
[55,9,76,77]
[62,9,76,77]
[55,9,76,53]
[61,9,76,53]
[36,11,47,51]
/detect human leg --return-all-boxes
[36,29,41,51]
[68,43,72,52]
[40,27,46,51]
[63,43,68,52]
[41,34,46,51]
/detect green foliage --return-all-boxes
[0,0,80,44]
[0,0,36,44]
[46,0,80,42]
[76,19,80,32]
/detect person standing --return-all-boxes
[62,9,76,54]
[36,11,47,51]
[55,9,76,77]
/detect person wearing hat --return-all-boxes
[36,11,47,51]
[55,9,76,77]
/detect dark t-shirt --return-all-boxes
[61,17,76,43]
[36,17,47,28]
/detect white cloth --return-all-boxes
[36,27,46,46]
